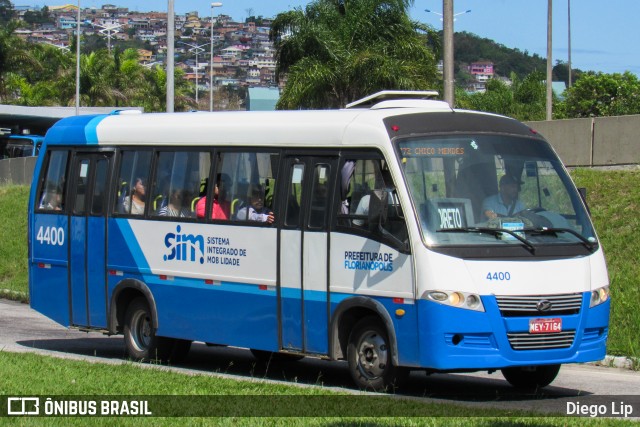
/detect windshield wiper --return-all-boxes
[528,227,597,252]
[437,227,536,254]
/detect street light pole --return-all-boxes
[75,0,81,115]
[92,23,122,53]
[426,4,470,108]
[180,41,209,105]
[443,0,454,107]
[568,0,572,87]
[167,0,175,113]
[546,0,553,121]
[210,2,223,112]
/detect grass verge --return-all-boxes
[0,351,634,425]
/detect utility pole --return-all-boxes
[75,0,81,115]
[166,0,175,113]
[546,0,553,121]
[443,0,454,107]
[568,0,572,87]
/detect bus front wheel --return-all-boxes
[347,316,406,391]
[501,364,561,389]
[124,297,173,362]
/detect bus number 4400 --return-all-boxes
[486,272,511,281]
[36,226,65,246]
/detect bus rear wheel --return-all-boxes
[124,297,174,362]
[347,316,406,391]
[501,364,561,389]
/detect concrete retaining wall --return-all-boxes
[526,114,640,167]
[0,157,37,186]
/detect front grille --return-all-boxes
[507,331,576,350]
[496,293,583,317]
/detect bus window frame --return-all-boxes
[35,148,71,215]
[111,147,154,218]
[147,147,212,222]
[206,147,282,228]
[333,150,411,255]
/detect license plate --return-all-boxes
[529,318,562,334]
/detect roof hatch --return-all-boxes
[345,90,441,109]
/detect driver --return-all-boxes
[482,174,525,220]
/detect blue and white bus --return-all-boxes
[1,134,44,158]
[28,92,610,390]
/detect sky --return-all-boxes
[25,0,640,76]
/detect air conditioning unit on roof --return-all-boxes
[345,90,440,109]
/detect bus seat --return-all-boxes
[191,197,200,212]
[153,194,166,211]
[117,181,129,213]
[231,198,242,215]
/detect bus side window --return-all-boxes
[218,151,279,224]
[37,150,69,213]
[114,151,152,216]
[337,157,408,245]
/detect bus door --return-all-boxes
[68,152,112,328]
[279,156,338,353]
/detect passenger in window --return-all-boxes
[158,189,191,217]
[122,177,146,215]
[482,174,525,219]
[353,193,371,227]
[234,186,274,224]
[40,186,63,211]
[196,173,231,220]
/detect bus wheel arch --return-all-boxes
[330,297,399,367]
[109,279,158,335]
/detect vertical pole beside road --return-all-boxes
[167,0,175,113]
[546,0,553,121]
[75,1,81,115]
[443,0,454,108]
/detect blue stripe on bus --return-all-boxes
[84,115,104,144]
[112,219,151,272]
[43,115,106,145]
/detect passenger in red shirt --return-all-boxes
[196,174,230,220]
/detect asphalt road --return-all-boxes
[2,298,639,418]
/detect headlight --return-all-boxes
[590,285,610,307]
[424,290,485,312]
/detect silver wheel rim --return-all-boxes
[356,330,388,379]
[130,309,152,352]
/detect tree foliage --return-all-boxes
[560,71,640,118]
[456,71,548,121]
[0,0,15,25]
[270,0,439,109]
[454,32,579,86]
[0,18,193,112]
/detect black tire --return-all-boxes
[250,349,304,363]
[501,364,561,389]
[347,316,407,391]
[123,297,172,362]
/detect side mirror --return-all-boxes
[578,187,591,216]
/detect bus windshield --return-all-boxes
[397,134,596,247]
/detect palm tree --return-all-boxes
[270,0,440,109]
[112,48,148,107]
[0,21,42,102]
[136,64,194,112]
